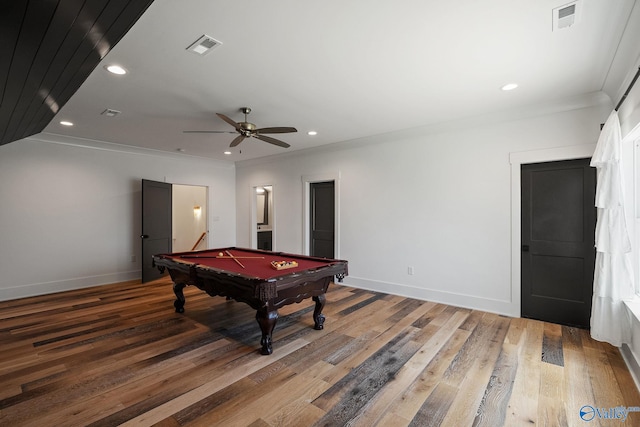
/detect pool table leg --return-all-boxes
[312,294,326,330]
[173,282,186,314]
[256,307,278,355]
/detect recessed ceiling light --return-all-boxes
[224,151,232,155]
[501,83,518,91]
[104,64,127,75]
[60,121,74,126]
[307,131,318,136]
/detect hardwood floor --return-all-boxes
[0,278,638,426]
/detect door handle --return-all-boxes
[521,245,530,252]
[141,234,149,239]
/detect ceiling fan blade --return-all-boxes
[254,134,290,148]
[216,113,242,131]
[230,135,246,147]
[183,130,236,134]
[255,127,297,134]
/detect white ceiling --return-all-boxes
[42,0,640,162]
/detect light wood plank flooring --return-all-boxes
[0,278,638,426]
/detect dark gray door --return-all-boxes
[310,181,335,258]
[521,158,596,328]
[141,179,172,283]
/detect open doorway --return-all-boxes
[251,185,274,250]
[256,185,273,250]
[141,180,208,283]
[172,184,208,252]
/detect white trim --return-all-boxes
[249,185,258,249]
[632,138,640,294]
[622,124,640,294]
[0,271,140,302]
[621,343,640,394]
[270,186,276,251]
[30,133,235,168]
[509,144,597,317]
[343,277,513,316]
[302,172,341,258]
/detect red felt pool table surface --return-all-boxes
[163,248,338,280]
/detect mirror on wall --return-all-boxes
[255,185,273,250]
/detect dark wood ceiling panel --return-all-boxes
[0,4,27,105]
[2,0,91,145]
[9,0,120,143]
[0,1,57,145]
[0,0,155,146]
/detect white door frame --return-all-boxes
[302,172,341,258]
[509,144,596,318]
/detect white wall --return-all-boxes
[236,99,611,316]
[0,134,236,301]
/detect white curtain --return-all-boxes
[590,111,635,347]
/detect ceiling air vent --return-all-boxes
[552,1,581,31]
[101,108,121,117]
[186,35,222,56]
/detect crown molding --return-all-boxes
[24,132,235,169]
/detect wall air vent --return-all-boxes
[186,35,222,56]
[552,1,581,31]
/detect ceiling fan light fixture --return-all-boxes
[184,107,295,149]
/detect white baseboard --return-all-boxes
[341,276,516,317]
[621,344,640,394]
[0,270,141,302]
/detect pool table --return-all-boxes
[152,247,348,355]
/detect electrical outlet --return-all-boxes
[408,266,414,275]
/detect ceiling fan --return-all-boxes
[183,107,297,148]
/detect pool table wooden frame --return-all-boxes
[152,247,348,355]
